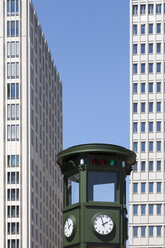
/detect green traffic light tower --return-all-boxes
[57,143,136,248]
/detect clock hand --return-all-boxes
[67,220,71,229]
[101,216,104,226]
[103,221,108,226]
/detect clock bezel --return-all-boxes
[64,215,76,240]
[92,212,114,236]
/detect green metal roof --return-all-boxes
[57,143,136,166]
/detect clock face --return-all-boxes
[93,214,114,235]
[64,217,74,238]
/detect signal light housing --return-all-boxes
[91,158,116,166]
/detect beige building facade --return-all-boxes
[0,0,63,247]
[130,0,165,247]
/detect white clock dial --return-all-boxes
[64,217,74,238]
[93,214,113,235]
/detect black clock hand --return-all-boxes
[101,217,104,226]
[103,221,108,226]
[67,220,71,229]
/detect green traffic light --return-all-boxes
[110,160,115,166]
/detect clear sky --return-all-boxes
[32,0,130,150]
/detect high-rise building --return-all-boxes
[129,1,165,247]
[0,1,63,247]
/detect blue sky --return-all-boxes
[32,0,130,150]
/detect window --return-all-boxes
[157,161,161,171]
[149,122,153,132]
[11,125,16,140]
[141,142,145,152]
[157,82,161,92]
[149,43,153,54]
[157,182,161,192]
[11,21,15,36]
[156,4,161,14]
[133,25,137,35]
[141,205,146,215]
[149,83,153,92]
[7,104,19,120]
[141,226,146,237]
[157,23,161,33]
[157,226,161,237]
[140,5,146,15]
[149,24,153,34]
[7,0,10,15]
[7,125,19,141]
[7,0,19,15]
[149,204,154,215]
[133,103,138,113]
[157,43,161,53]
[7,41,19,58]
[7,155,19,167]
[157,102,161,112]
[10,206,19,217]
[7,62,19,79]
[7,21,10,36]
[141,122,145,132]
[133,122,138,133]
[157,63,161,73]
[141,83,145,93]
[149,102,153,112]
[133,83,138,93]
[157,204,161,215]
[133,142,138,152]
[149,183,153,193]
[141,102,145,112]
[133,183,138,193]
[149,161,153,171]
[149,141,153,152]
[16,20,19,36]
[8,222,19,234]
[87,172,117,202]
[141,63,145,74]
[133,205,138,215]
[141,24,145,34]
[7,20,19,37]
[133,5,138,15]
[157,121,161,131]
[133,162,137,172]
[7,172,19,184]
[13,155,18,167]
[133,64,137,74]
[141,183,146,193]
[7,189,19,201]
[133,44,137,54]
[148,4,153,14]
[7,83,19,99]
[141,44,145,54]
[133,227,138,237]
[16,0,19,13]
[141,161,145,171]
[149,226,154,237]
[149,63,153,73]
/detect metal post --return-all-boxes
[80,242,86,248]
